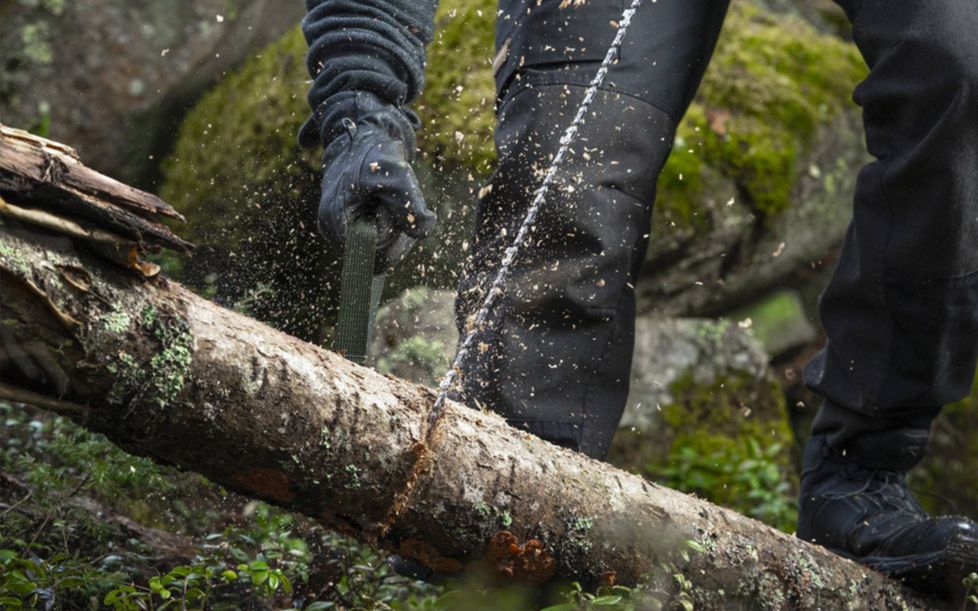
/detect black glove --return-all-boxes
[311,91,436,271]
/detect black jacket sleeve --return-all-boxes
[299,0,439,148]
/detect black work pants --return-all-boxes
[806,1,978,469]
[454,0,978,463]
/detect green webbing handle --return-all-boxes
[334,217,386,365]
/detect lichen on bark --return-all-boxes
[104,306,193,410]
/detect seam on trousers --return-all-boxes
[500,71,685,129]
[578,311,623,450]
[884,265,978,288]
[873,154,898,412]
[578,191,653,447]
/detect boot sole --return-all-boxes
[831,533,978,596]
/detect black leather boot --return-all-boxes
[798,434,978,595]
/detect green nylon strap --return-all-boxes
[334,218,386,365]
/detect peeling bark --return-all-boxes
[0,132,943,609]
[0,125,192,254]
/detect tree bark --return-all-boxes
[0,132,940,610]
[0,124,192,257]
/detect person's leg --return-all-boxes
[801,0,978,589]
[452,0,730,459]
[806,0,978,466]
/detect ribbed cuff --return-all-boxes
[298,90,421,152]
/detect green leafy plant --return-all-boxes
[539,581,672,611]
[0,548,120,609]
[102,559,294,610]
[963,572,978,606]
[98,503,311,608]
[656,438,797,532]
[0,402,323,609]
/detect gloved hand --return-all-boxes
[311,91,436,272]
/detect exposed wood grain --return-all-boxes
[0,124,193,254]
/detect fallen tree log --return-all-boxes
[0,131,940,609]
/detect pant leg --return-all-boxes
[806,0,978,468]
[453,0,730,459]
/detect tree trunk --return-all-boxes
[0,129,939,610]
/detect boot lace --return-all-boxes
[822,465,925,516]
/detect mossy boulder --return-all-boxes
[909,376,978,523]
[608,318,797,532]
[416,0,497,174]
[651,374,796,533]
[0,0,303,183]
[639,2,868,316]
[160,0,496,341]
[159,28,333,341]
[161,0,864,340]
[660,3,863,222]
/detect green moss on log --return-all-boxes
[104,307,193,410]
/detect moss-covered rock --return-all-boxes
[0,0,304,182]
[657,3,863,226]
[161,0,865,339]
[639,2,867,316]
[909,375,978,523]
[163,29,320,225]
[160,0,496,340]
[655,373,796,533]
[416,0,498,174]
[160,27,333,341]
[608,317,797,532]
